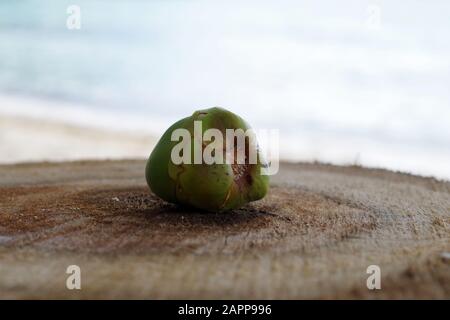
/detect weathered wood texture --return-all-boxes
[0,160,449,299]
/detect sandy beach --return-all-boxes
[0,93,158,163]
[0,113,156,163]
[0,160,448,299]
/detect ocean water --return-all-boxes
[0,0,449,178]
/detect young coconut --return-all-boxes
[145,107,269,211]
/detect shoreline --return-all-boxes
[0,93,159,163]
[0,113,157,164]
[1,93,450,180]
[0,93,173,135]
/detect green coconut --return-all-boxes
[145,107,269,211]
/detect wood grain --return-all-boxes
[0,160,449,299]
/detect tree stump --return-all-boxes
[0,160,448,299]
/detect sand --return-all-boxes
[0,114,156,163]
[0,160,448,299]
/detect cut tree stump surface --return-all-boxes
[0,160,449,299]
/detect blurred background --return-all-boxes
[0,0,449,179]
